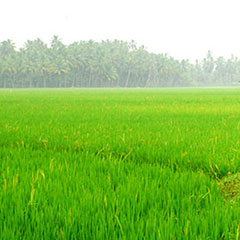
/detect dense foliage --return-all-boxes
[1,88,240,238]
[1,37,240,88]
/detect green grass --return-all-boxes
[1,88,240,239]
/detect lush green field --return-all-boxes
[1,88,240,239]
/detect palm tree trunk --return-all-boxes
[125,68,131,87]
[58,74,62,88]
[89,70,92,88]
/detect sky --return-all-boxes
[1,0,240,61]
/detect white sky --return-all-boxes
[1,0,240,61]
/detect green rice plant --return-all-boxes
[0,88,240,239]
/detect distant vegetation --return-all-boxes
[0,36,240,88]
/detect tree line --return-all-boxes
[0,36,240,88]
